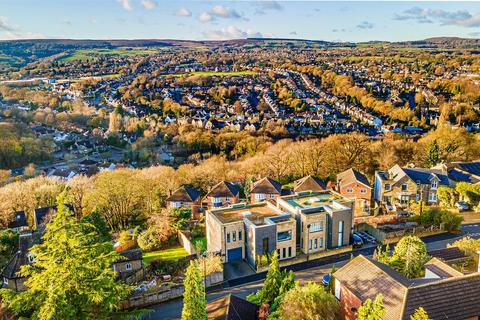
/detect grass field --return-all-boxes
[170,70,257,77]
[60,47,158,61]
[143,246,189,265]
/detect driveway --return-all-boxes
[223,260,256,280]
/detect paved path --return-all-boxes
[146,223,480,320]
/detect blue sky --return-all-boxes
[1,1,480,42]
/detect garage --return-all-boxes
[227,247,242,262]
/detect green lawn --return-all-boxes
[143,246,188,265]
[60,47,158,61]
[170,70,257,77]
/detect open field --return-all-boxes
[142,246,188,265]
[60,47,159,61]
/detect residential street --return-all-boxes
[146,222,480,320]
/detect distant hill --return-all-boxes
[397,37,480,48]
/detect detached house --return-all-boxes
[250,177,286,203]
[374,165,450,211]
[334,254,480,320]
[433,160,480,185]
[206,202,296,267]
[293,175,326,193]
[336,168,372,216]
[276,191,354,253]
[204,181,240,209]
[167,186,202,219]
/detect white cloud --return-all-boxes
[118,0,133,11]
[176,8,192,17]
[394,7,480,28]
[203,25,263,40]
[211,5,242,19]
[199,12,213,23]
[141,0,157,10]
[0,16,15,32]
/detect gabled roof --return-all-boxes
[294,175,326,192]
[380,165,450,186]
[337,168,371,188]
[334,255,408,320]
[167,186,201,202]
[251,177,282,195]
[34,206,57,229]
[457,161,480,177]
[428,247,468,263]
[1,234,39,280]
[207,294,258,320]
[402,273,480,319]
[335,254,480,320]
[117,247,143,262]
[206,181,240,198]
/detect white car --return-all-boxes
[456,201,470,211]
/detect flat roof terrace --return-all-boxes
[210,203,284,225]
[286,192,342,209]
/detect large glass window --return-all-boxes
[277,230,292,242]
[310,221,323,233]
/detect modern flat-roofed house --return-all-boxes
[204,181,240,209]
[250,177,284,203]
[374,164,450,211]
[206,202,296,267]
[334,254,480,320]
[336,168,372,216]
[293,175,326,193]
[166,186,202,219]
[276,190,353,254]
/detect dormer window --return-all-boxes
[431,181,438,189]
[126,262,132,271]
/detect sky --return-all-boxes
[1,1,480,42]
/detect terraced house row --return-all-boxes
[206,190,354,268]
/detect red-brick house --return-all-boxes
[294,175,326,193]
[336,168,372,216]
[166,186,202,219]
[334,254,480,320]
[250,177,284,203]
[204,181,240,209]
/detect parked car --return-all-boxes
[355,231,376,243]
[456,201,470,211]
[352,234,364,248]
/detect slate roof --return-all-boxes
[117,248,143,262]
[337,168,371,188]
[167,186,201,202]
[251,177,282,195]
[403,273,480,319]
[428,247,469,263]
[448,168,480,184]
[294,175,326,192]
[402,167,450,186]
[335,255,480,320]
[457,161,480,177]
[1,234,39,280]
[7,211,28,229]
[206,181,240,198]
[34,206,57,229]
[207,294,258,320]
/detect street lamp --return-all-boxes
[306,224,311,262]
